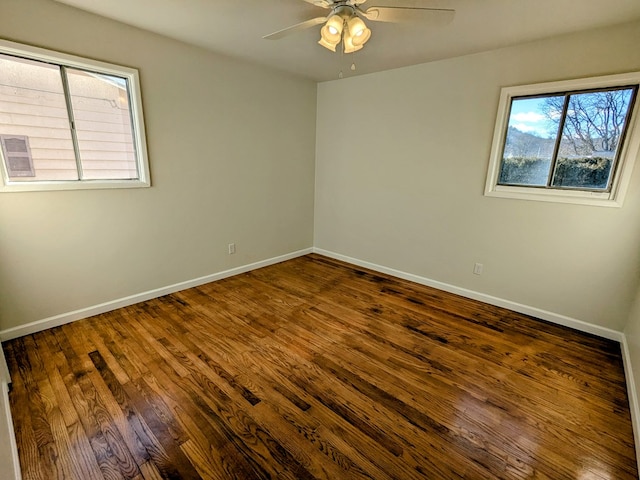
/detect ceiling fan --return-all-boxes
[263,0,455,53]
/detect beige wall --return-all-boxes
[0,0,317,330]
[315,21,640,331]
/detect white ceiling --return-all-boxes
[53,0,640,82]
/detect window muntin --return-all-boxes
[485,73,640,207]
[0,40,149,192]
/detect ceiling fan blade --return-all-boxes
[301,0,332,8]
[362,6,455,25]
[263,17,328,40]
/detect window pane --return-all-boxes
[0,54,78,181]
[498,96,560,186]
[551,88,635,190]
[66,68,138,180]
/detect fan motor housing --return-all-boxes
[333,4,356,19]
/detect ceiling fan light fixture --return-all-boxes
[263,1,457,58]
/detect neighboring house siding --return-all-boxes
[0,56,136,181]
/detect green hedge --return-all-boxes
[499,156,611,189]
[498,157,550,186]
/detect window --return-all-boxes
[485,72,640,207]
[0,135,34,177]
[0,39,150,192]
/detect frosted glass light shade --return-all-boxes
[320,15,343,43]
[342,32,363,53]
[318,36,338,52]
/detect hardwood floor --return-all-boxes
[2,254,637,479]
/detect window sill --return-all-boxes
[484,184,622,207]
[0,179,151,193]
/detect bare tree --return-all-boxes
[542,88,634,156]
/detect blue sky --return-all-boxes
[508,97,555,138]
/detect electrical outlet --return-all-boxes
[228,243,236,255]
[473,263,483,275]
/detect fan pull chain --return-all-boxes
[337,27,357,78]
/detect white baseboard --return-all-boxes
[3,246,621,343]
[312,248,624,342]
[0,248,313,342]
[620,334,640,473]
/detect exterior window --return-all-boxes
[0,40,150,192]
[485,73,640,207]
[0,135,35,177]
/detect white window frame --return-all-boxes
[484,72,640,207]
[0,39,150,193]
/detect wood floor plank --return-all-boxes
[188,328,419,478]
[4,341,49,480]
[177,315,415,478]
[89,349,201,480]
[142,356,272,480]
[308,296,634,451]
[51,328,129,480]
[13,337,62,479]
[3,254,637,479]
[296,307,633,469]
